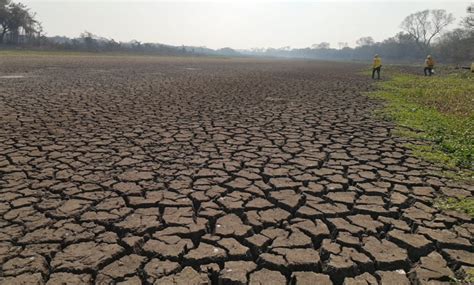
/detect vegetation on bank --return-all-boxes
[0,49,101,56]
[2,0,473,62]
[434,197,474,218]
[368,68,474,216]
[0,49,184,57]
[368,70,473,172]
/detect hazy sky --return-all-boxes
[23,0,470,49]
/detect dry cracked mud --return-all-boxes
[0,56,472,285]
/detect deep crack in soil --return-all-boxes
[0,56,472,285]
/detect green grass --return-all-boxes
[460,268,474,284]
[367,71,474,178]
[368,69,474,217]
[435,197,474,218]
[449,269,474,285]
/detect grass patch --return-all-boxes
[367,71,474,178]
[434,197,474,218]
[376,73,473,116]
[460,268,474,284]
[409,144,457,168]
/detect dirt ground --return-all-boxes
[0,55,472,285]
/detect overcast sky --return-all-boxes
[22,0,470,49]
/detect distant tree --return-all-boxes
[400,9,455,52]
[462,4,474,28]
[105,38,121,50]
[0,0,11,43]
[32,21,43,41]
[250,47,265,53]
[0,0,39,44]
[338,42,348,49]
[356,36,374,47]
[80,31,98,50]
[435,28,474,63]
[130,40,142,51]
[312,42,330,49]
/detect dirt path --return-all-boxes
[0,56,472,285]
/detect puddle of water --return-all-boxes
[0,75,26,79]
[184,67,201,71]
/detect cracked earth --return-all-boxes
[0,56,472,285]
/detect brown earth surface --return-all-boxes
[0,55,472,285]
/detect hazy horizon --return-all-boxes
[23,0,470,49]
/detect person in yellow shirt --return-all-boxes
[372,54,382,80]
[424,55,435,76]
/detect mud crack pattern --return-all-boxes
[0,56,472,285]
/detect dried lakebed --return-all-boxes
[0,56,472,285]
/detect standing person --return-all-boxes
[372,54,382,80]
[424,55,435,76]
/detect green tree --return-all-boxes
[0,0,39,44]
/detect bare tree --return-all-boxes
[400,9,455,51]
[462,4,474,28]
[356,36,374,47]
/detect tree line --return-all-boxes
[243,6,473,65]
[0,0,472,64]
[45,32,241,57]
[0,0,238,56]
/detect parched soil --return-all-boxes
[0,55,472,285]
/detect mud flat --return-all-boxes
[0,55,472,285]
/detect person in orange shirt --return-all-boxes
[372,54,382,80]
[424,55,435,76]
